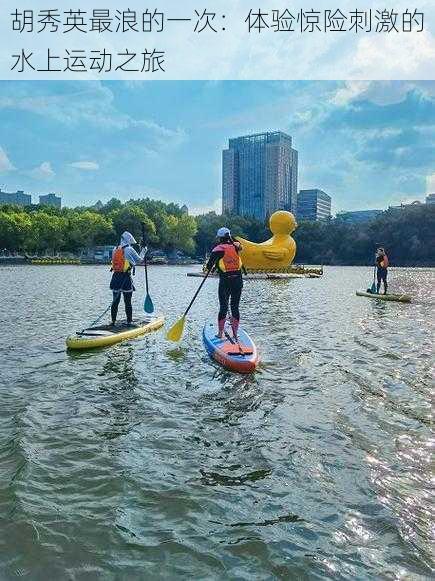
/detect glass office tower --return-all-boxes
[222,131,298,220]
[297,189,332,221]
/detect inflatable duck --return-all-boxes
[237,210,297,270]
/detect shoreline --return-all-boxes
[1,258,434,269]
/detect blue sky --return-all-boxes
[0,80,434,213]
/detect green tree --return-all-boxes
[25,212,66,254]
[0,211,31,250]
[66,211,114,252]
[160,213,197,254]
[109,206,156,243]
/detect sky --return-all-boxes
[0,80,434,214]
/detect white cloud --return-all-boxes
[70,161,99,171]
[332,80,435,107]
[0,146,15,173]
[189,197,222,216]
[427,174,435,193]
[30,161,55,180]
[332,82,372,106]
[352,31,435,80]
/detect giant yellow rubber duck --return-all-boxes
[237,210,297,270]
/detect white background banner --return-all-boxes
[0,0,434,80]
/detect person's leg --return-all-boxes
[229,277,243,339]
[383,271,388,294]
[218,278,230,337]
[376,269,382,294]
[111,291,121,324]
[123,292,133,323]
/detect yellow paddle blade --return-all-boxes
[166,316,186,342]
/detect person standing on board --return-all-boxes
[110,231,146,326]
[376,247,389,294]
[206,227,244,340]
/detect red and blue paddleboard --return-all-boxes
[202,321,259,374]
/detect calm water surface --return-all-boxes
[0,265,433,580]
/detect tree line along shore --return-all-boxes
[0,197,434,266]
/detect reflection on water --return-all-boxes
[0,265,434,579]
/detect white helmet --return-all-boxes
[216,227,231,238]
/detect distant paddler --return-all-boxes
[206,227,244,340]
[110,231,146,327]
[375,247,389,295]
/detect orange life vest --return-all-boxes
[111,246,130,272]
[217,243,242,273]
[380,254,389,268]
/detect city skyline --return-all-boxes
[0,81,434,213]
[0,188,62,207]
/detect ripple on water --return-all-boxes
[0,265,434,579]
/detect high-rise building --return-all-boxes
[222,131,298,220]
[39,193,61,208]
[297,189,331,221]
[0,189,32,206]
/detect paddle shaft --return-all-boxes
[182,268,212,318]
[141,224,150,293]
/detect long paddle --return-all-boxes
[166,268,212,342]
[141,223,154,313]
[370,264,377,294]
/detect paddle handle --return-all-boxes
[183,268,212,318]
[141,223,150,293]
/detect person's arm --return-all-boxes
[206,249,224,272]
[231,240,246,274]
[125,245,144,266]
[232,240,242,252]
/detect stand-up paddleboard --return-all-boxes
[202,321,259,373]
[356,291,411,303]
[66,316,164,350]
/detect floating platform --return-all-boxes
[31,258,81,265]
[187,271,320,280]
[188,264,322,280]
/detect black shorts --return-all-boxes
[110,271,135,292]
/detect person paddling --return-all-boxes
[375,247,389,295]
[206,227,244,340]
[110,231,146,326]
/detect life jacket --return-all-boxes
[379,254,389,268]
[215,243,242,273]
[111,246,130,273]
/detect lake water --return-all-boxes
[0,265,433,580]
